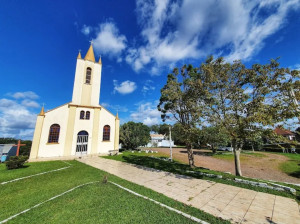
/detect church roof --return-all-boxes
[84,44,95,62]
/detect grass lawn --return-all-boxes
[279,153,300,178]
[103,151,300,202]
[212,151,266,161]
[0,160,228,224]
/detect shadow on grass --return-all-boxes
[122,155,200,180]
[289,163,300,178]
[179,150,222,157]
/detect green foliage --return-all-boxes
[158,65,203,167]
[199,126,230,152]
[120,122,150,150]
[171,123,186,145]
[150,124,159,133]
[5,156,29,170]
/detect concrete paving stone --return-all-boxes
[206,199,228,211]
[221,204,248,217]
[272,212,300,224]
[218,211,244,224]
[247,205,273,217]
[201,204,222,217]
[242,211,272,224]
[227,200,252,211]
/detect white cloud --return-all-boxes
[93,22,127,57]
[130,101,161,126]
[101,102,128,112]
[21,99,40,108]
[113,80,137,94]
[0,98,37,140]
[81,24,92,35]
[142,80,155,95]
[8,91,39,100]
[125,0,300,72]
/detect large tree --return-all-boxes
[120,122,151,150]
[191,56,300,176]
[200,126,230,154]
[158,65,202,167]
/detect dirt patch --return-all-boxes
[152,147,300,184]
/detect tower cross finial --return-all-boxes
[89,40,94,45]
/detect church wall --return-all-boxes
[37,105,69,158]
[70,107,95,155]
[98,108,116,153]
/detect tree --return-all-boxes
[119,122,151,150]
[200,126,230,153]
[171,123,186,146]
[150,125,159,133]
[191,56,300,176]
[158,124,170,136]
[158,65,202,167]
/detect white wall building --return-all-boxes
[30,44,119,160]
[146,134,175,147]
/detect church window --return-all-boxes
[80,111,85,119]
[86,67,92,84]
[85,111,90,120]
[48,124,60,143]
[103,125,110,141]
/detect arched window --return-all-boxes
[85,111,90,120]
[48,124,60,143]
[103,125,110,141]
[86,67,92,84]
[80,111,85,119]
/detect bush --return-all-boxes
[5,156,29,170]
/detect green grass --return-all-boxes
[103,151,300,202]
[279,153,300,178]
[0,160,228,224]
[0,160,68,182]
[213,151,266,161]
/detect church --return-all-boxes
[29,44,119,160]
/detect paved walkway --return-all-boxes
[79,157,300,224]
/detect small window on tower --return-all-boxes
[86,111,90,120]
[80,111,85,119]
[86,67,92,84]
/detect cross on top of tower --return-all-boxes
[89,40,94,45]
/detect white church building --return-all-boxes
[30,44,119,160]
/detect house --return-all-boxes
[274,127,295,141]
[0,144,17,162]
[146,134,175,147]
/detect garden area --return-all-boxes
[0,160,227,224]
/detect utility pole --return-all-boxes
[169,125,172,161]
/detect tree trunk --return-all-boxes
[232,140,242,176]
[212,145,217,154]
[186,144,195,168]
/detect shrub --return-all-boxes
[5,156,29,170]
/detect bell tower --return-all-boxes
[71,43,102,106]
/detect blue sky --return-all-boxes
[0,0,300,139]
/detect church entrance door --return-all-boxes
[76,131,88,155]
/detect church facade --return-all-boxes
[29,44,119,159]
